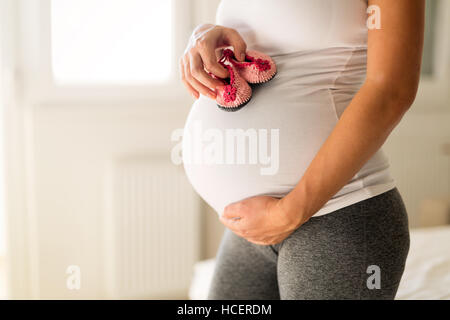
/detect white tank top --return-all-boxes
[182,0,396,217]
[216,0,369,55]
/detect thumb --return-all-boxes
[224,28,247,62]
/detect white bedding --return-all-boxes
[189,226,450,300]
[396,226,450,299]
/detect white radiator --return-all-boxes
[104,156,202,299]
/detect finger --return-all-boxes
[247,238,268,245]
[184,57,217,100]
[215,47,224,61]
[232,229,251,240]
[220,218,248,238]
[221,202,242,220]
[190,53,225,90]
[257,232,292,245]
[219,218,241,233]
[180,59,199,99]
[223,28,247,61]
[246,234,276,245]
[201,52,229,79]
[219,215,241,229]
[242,227,293,244]
[197,43,229,78]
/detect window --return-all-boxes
[51,0,173,85]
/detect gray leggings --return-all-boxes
[207,187,410,300]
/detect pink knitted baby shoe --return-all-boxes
[212,59,252,112]
[221,48,277,84]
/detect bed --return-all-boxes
[189,226,450,300]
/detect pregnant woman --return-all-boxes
[180,0,424,299]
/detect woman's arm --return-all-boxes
[281,0,425,225]
[220,0,425,244]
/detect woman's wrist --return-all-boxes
[279,189,310,229]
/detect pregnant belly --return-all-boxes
[182,48,367,215]
[182,80,343,216]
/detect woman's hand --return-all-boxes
[180,24,247,100]
[219,196,308,245]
